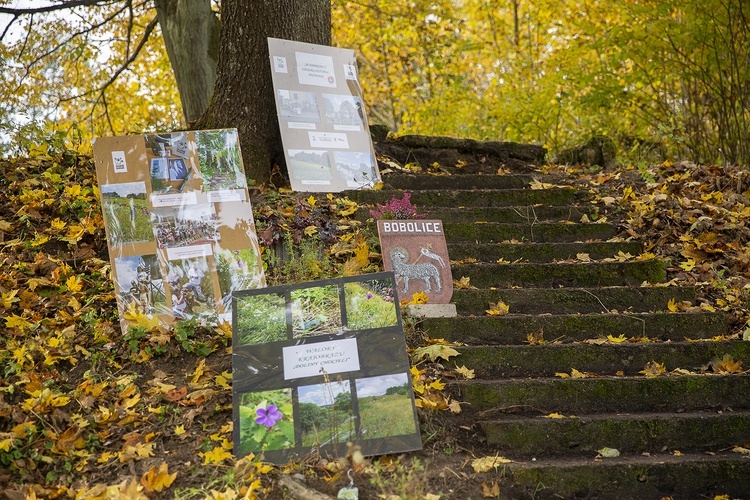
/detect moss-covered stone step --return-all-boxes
[356,205,593,224]
[448,241,643,262]
[451,286,696,315]
[344,187,577,208]
[423,311,727,344]
[482,410,750,457]
[502,452,750,499]
[443,221,617,243]
[456,341,750,377]
[451,374,750,413]
[451,259,667,288]
[382,173,533,190]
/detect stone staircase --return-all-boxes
[347,172,750,499]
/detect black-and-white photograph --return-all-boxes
[323,93,364,127]
[333,151,378,188]
[277,89,321,123]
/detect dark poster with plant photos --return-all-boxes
[268,37,381,192]
[92,129,265,335]
[232,272,422,464]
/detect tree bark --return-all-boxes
[154,0,219,124]
[195,0,331,185]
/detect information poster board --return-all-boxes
[377,220,453,304]
[268,37,381,192]
[93,129,265,334]
[232,272,422,464]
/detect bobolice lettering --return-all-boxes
[381,221,442,233]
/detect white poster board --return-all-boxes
[268,37,381,192]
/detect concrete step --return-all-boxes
[448,241,643,263]
[451,286,696,315]
[382,173,534,190]
[501,452,750,499]
[423,311,728,344]
[443,221,618,243]
[344,187,577,208]
[456,341,750,377]
[451,259,667,288]
[451,374,750,414]
[481,410,750,457]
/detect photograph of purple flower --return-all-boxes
[238,389,294,454]
[256,404,283,428]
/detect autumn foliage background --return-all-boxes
[1,0,750,498]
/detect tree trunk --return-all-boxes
[154,0,219,124]
[195,0,331,185]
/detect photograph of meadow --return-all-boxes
[344,278,398,330]
[237,389,295,455]
[100,181,153,246]
[216,247,264,308]
[298,379,355,447]
[356,373,417,440]
[291,285,342,338]
[287,149,333,184]
[235,292,287,345]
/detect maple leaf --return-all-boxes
[66,275,83,292]
[454,276,471,289]
[576,252,591,262]
[607,334,627,343]
[680,259,696,271]
[448,400,462,414]
[1,290,20,309]
[486,301,509,316]
[482,481,500,498]
[411,344,459,363]
[570,368,589,379]
[640,360,667,378]
[710,354,744,374]
[4,314,32,331]
[303,225,318,236]
[471,455,512,473]
[141,462,177,492]
[202,446,233,465]
[454,365,475,379]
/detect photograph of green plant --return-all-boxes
[238,389,295,455]
[196,129,247,191]
[235,293,287,345]
[291,285,342,338]
[344,279,397,330]
[356,373,416,440]
[100,182,153,246]
[216,248,264,308]
[298,379,355,447]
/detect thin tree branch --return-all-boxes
[0,1,119,16]
[59,15,158,103]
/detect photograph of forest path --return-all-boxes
[2,0,750,498]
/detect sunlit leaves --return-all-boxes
[411,344,459,363]
[140,462,177,492]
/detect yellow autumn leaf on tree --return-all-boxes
[202,446,233,465]
[140,462,177,492]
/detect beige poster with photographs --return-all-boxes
[268,37,381,192]
[92,129,265,334]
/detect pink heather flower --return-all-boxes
[255,404,282,428]
[369,192,427,220]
